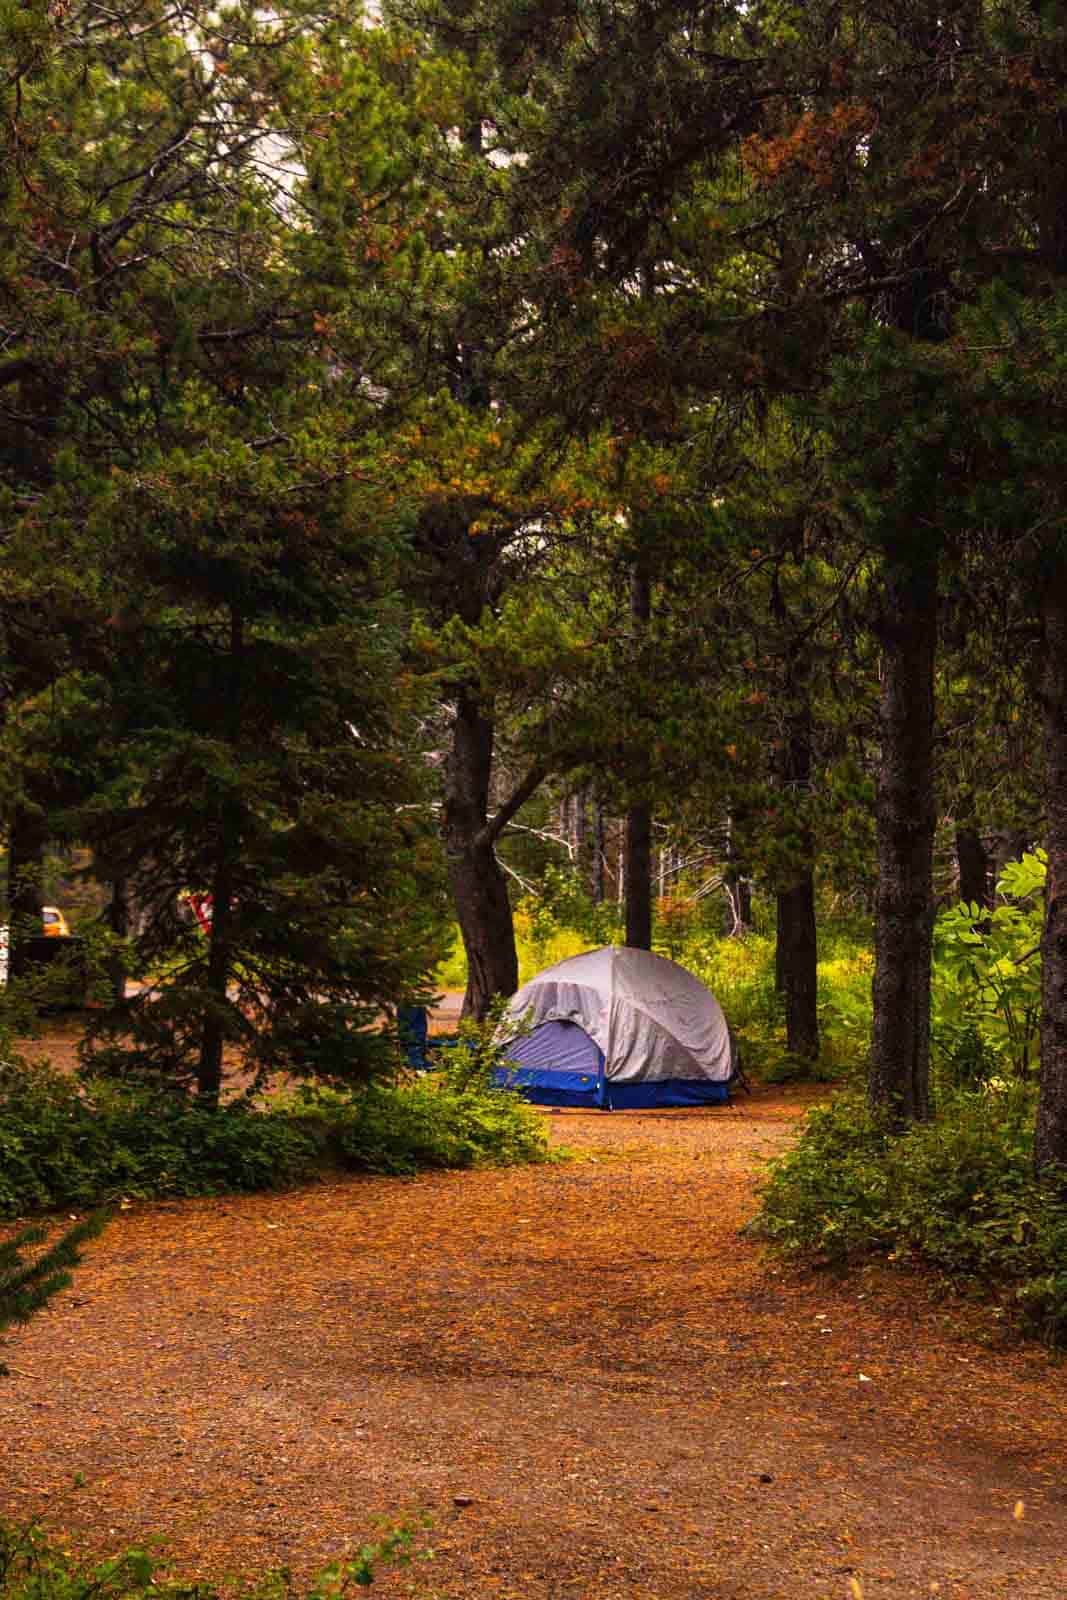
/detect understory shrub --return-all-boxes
[304,1070,552,1175]
[758,1086,1067,1346]
[0,1062,322,1214]
[931,851,1047,1084]
[686,933,780,1038]
[0,1054,551,1217]
[0,1515,431,1600]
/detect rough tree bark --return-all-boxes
[625,562,653,949]
[775,675,819,1059]
[444,688,521,1018]
[1035,575,1067,1181]
[196,609,245,1107]
[443,685,547,1019]
[869,550,938,1126]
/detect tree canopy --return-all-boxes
[3,0,1067,1181]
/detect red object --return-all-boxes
[187,893,213,934]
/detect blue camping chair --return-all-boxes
[397,1004,471,1070]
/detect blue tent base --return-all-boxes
[493,1065,604,1107]
[493,1066,732,1109]
[602,1077,732,1108]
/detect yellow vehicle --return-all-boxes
[42,906,71,938]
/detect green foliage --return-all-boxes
[686,928,870,1081]
[687,933,781,1035]
[309,999,552,1173]
[0,0,455,1101]
[0,1056,550,1218]
[761,1051,839,1086]
[932,851,1046,1085]
[307,1069,552,1177]
[0,1063,321,1215]
[523,866,623,955]
[0,1515,431,1600]
[759,1087,1067,1346]
[0,1210,107,1376]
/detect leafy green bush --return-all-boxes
[758,1086,1067,1346]
[761,1052,840,1086]
[0,1062,323,1215]
[0,1514,430,1600]
[686,933,780,1034]
[309,1070,552,1176]
[931,851,1046,1084]
[0,1054,551,1218]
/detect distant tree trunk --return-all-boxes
[869,551,937,1127]
[1036,576,1067,1183]
[106,877,129,1008]
[625,561,653,949]
[775,676,819,1058]
[574,785,588,870]
[197,834,236,1107]
[591,799,606,904]
[777,879,819,1058]
[955,822,989,911]
[7,807,46,982]
[721,813,752,936]
[444,686,520,1019]
[625,804,652,949]
[196,609,245,1108]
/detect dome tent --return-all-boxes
[496,945,737,1109]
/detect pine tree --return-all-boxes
[1,1212,107,1377]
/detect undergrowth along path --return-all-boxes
[2,1089,1066,1599]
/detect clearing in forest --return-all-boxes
[3,1089,1066,1599]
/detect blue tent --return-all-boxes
[496,945,737,1109]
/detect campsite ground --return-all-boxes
[4,1036,1067,1599]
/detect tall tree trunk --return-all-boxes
[775,674,819,1058]
[625,804,652,949]
[777,878,819,1058]
[7,807,45,982]
[197,834,237,1107]
[1036,575,1067,1181]
[1033,113,1067,1181]
[106,876,129,1008]
[625,561,653,949]
[869,551,937,1126]
[444,685,519,1019]
[196,610,244,1106]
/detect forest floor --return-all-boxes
[4,1021,1067,1599]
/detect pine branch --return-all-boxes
[1,1212,109,1375]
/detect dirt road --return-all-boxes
[2,1091,1065,1599]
